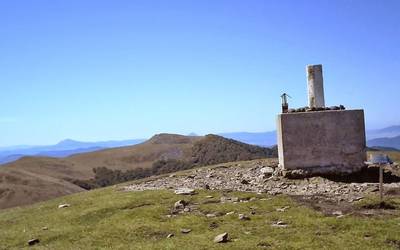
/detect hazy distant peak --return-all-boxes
[56,139,80,146]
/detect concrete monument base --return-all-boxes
[277,109,366,176]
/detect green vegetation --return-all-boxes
[72,159,193,189]
[73,135,278,190]
[192,134,277,165]
[1,185,400,249]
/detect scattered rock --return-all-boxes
[276,206,290,212]
[231,197,239,202]
[241,179,250,185]
[169,174,176,178]
[41,227,48,230]
[123,158,400,210]
[332,211,343,216]
[214,232,229,243]
[206,213,216,218]
[174,188,195,195]
[257,241,272,248]
[183,207,190,212]
[350,196,364,202]
[181,228,192,234]
[226,211,234,215]
[28,239,40,246]
[58,204,70,208]
[205,195,213,198]
[238,214,250,220]
[174,200,187,209]
[260,167,274,175]
[220,196,239,203]
[209,222,219,229]
[272,221,288,228]
[167,233,174,238]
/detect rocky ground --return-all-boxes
[124,159,400,215]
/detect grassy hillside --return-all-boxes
[0,134,275,209]
[0,182,399,249]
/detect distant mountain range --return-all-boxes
[0,134,275,209]
[1,125,400,165]
[366,125,400,140]
[0,139,145,164]
[367,136,400,150]
[219,126,400,150]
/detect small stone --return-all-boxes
[249,197,257,202]
[183,207,190,212]
[272,221,288,228]
[205,195,213,198]
[276,206,290,212]
[174,188,195,195]
[206,213,216,218]
[231,197,239,202]
[174,200,187,209]
[167,233,174,238]
[352,196,364,202]
[214,232,229,243]
[41,227,48,230]
[257,242,272,248]
[332,211,343,216]
[28,239,40,246]
[58,204,70,208]
[226,211,234,215]
[238,214,250,220]
[260,167,274,174]
[169,174,176,178]
[209,221,219,229]
[181,228,192,234]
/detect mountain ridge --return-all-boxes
[0,134,276,209]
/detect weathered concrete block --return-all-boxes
[277,110,366,175]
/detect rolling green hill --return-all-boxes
[1,163,400,250]
[0,134,275,209]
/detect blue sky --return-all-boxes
[1,0,399,146]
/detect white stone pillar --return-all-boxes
[307,64,325,108]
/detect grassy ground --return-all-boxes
[1,185,400,250]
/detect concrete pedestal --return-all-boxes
[277,109,366,176]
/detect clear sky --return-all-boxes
[1,0,399,146]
